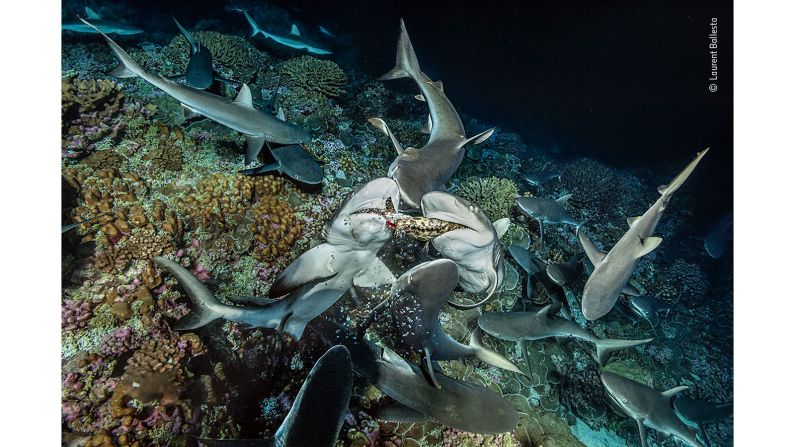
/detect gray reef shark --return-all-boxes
[80,18,311,165]
[421,192,506,309]
[240,143,323,184]
[239,10,332,55]
[523,170,562,188]
[517,193,580,246]
[156,177,400,340]
[545,256,584,287]
[626,295,676,328]
[578,149,709,321]
[478,302,653,366]
[198,345,353,447]
[600,371,704,447]
[673,395,733,447]
[364,259,522,388]
[370,20,495,209]
[63,8,143,35]
[508,245,546,300]
[172,18,213,90]
[704,212,733,258]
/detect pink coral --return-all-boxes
[62,299,92,330]
[100,326,141,356]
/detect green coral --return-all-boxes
[282,56,347,98]
[456,176,519,221]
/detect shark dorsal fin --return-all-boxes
[492,218,510,239]
[85,7,102,20]
[420,114,432,134]
[276,107,286,121]
[538,302,562,318]
[234,84,254,108]
[635,236,662,258]
[662,385,689,400]
[556,193,573,205]
[415,94,426,102]
[627,216,640,227]
[433,80,444,91]
[290,24,301,36]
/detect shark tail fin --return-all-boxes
[79,17,146,80]
[242,10,263,37]
[469,327,525,376]
[379,19,421,81]
[173,17,199,52]
[658,148,709,197]
[153,257,227,330]
[594,337,653,366]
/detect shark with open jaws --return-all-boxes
[421,192,508,309]
[79,18,310,165]
[370,20,495,209]
[239,10,332,55]
[198,345,353,447]
[578,148,709,321]
[156,177,400,340]
[363,259,522,388]
[63,8,143,35]
[601,371,704,447]
[478,303,652,366]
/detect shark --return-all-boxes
[523,170,562,188]
[516,194,580,246]
[578,149,709,321]
[155,177,400,340]
[673,395,733,447]
[626,295,676,325]
[545,256,584,287]
[420,192,507,309]
[172,18,214,90]
[370,20,495,209]
[363,259,523,388]
[63,8,143,35]
[600,371,704,447]
[238,10,332,55]
[704,212,733,258]
[79,18,311,165]
[478,303,653,366]
[239,143,324,184]
[508,245,546,300]
[198,345,352,447]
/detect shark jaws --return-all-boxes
[363,259,522,388]
[478,302,653,366]
[199,345,353,447]
[63,7,143,35]
[80,18,311,165]
[600,371,704,447]
[370,20,495,209]
[238,10,332,55]
[421,192,507,309]
[156,177,400,340]
[578,149,709,321]
[517,193,580,246]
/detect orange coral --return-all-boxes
[250,195,302,261]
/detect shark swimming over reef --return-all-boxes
[156,177,400,340]
[578,148,709,321]
[523,170,562,188]
[362,259,523,388]
[545,256,584,286]
[673,395,733,447]
[63,8,143,35]
[172,18,214,90]
[198,345,353,447]
[79,18,311,165]
[239,143,324,184]
[237,9,332,55]
[600,371,705,447]
[626,295,676,328]
[478,302,652,366]
[370,20,495,209]
[420,192,507,309]
[517,193,580,246]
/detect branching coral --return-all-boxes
[249,195,302,262]
[282,55,347,98]
[455,176,518,221]
[63,299,93,330]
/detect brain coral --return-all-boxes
[282,55,347,98]
[455,176,519,221]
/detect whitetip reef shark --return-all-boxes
[63,8,143,35]
[362,259,523,388]
[420,192,508,309]
[198,345,353,447]
[578,148,709,321]
[600,371,705,447]
[370,20,495,209]
[517,193,581,246]
[237,9,332,55]
[478,302,653,366]
[156,177,400,340]
[79,18,311,165]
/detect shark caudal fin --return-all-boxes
[594,337,654,366]
[469,327,525,375]
[657,148,709,197]
[379,19,422,81]
[79,18,146,79]
[153,257,228,330]
[241,10,264,37]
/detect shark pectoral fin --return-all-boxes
[353,258,395,288]
[662,385,690,400]
[627,216,641,227]
[420,114,432,134]
[181,104,200,118]
[636,419,649,447]
[414,94,426,102]
[470,327,524,376]
[244,135,267,165]
[372,401,429,424]
[556,193,573,205]
[234,84,255,108]
[538,302,562,318]
[109,63,136,79]
[268,244,339,298]
[239,162,279,176]
[85,7,102,20]
[463,128,496,146]
[578,228,607,266]
[367,117,404,154]
[492,218,510,239]
[636,236,663,258]
[419,347,441,389]
[594,337,654,366]
[276,107,286,121]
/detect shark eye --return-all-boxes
[469,205,478,213]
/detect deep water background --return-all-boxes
[64,0,732,230]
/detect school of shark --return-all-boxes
[61,4,733,447]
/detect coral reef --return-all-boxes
[455,176,519,221]
[282,55,347,98]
